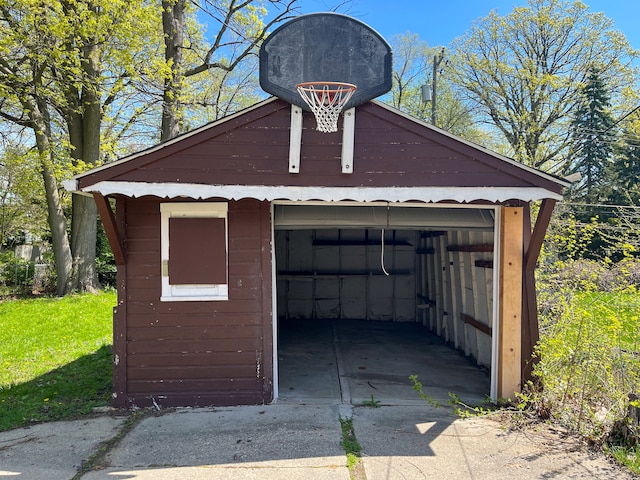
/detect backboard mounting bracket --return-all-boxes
[288,105,303,173]
[341,107,355,174]
[288,105,356,174]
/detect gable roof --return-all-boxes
[65,98,568,203]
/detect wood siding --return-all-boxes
[78,100,563,194]
[116,197,272,407]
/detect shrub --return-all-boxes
[530,255,640,448]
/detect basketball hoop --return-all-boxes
[296,81,357,133]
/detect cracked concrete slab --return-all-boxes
[0,415,127,480]
[352,405,634,480]
[82,404,349,480]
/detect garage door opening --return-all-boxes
[273,203,497,405]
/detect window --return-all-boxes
[160,203,228,301]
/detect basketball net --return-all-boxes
[296,82,357,133]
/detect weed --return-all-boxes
[339,417,361,455]
[408,375,440,408]
[339,416,365,479]
[361,395,381,408]
[70,410,146,479]
[448,392,499,418]
[531,288,640,441]
[607,444,640,475]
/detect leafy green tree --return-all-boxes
[387,34,432,115]
[385,33,487,144]
[450,0,637,171]
[567,67,616,203]
[160,0,299,141]
[0,0,160,294]
[0,145,48,248]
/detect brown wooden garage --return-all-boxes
[65,98,568,408]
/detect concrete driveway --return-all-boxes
[0,320,634,479]
[0,403,634,479]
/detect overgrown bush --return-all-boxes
[0,249,55,295]
[526,208,640,456]
[0,250,33,287]
[0,250,37,296]
[539,258,640,294]
[528,284,640,443]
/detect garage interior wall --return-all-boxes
[274,204,495,369]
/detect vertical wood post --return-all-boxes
[498,207,523,400]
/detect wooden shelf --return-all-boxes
[475,259,494,269]
[416,294,436,307]
[447,244,494,252]
[461,313,492,336]
[313,240,412,247]
[420,231,447,238]
[278,271,412,279]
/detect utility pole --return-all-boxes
[422,48,446,126]
[431,48,445,126]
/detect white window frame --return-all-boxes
[160,202,228,302]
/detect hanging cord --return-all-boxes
[381,228,390,276]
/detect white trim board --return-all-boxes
[69,181,562,203]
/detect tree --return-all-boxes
[0,0,160,294]
[567,67,616,203]
[160,0,299,141]
[609,114,640,206]
[385,34,487,144]
[450,0,637,171]
[0,145,47,248]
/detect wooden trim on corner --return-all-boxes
[111,264,128,408]
[93,192,126,266]
[260,201,274,403]
[498,206,523,400]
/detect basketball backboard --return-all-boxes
[259,13,393,111]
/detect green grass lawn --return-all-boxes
[0,290,116,431]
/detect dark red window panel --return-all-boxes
[169,217,227,285]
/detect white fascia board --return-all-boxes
[78,181,563,203]
[62,179,77,191]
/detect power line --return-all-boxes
[563,202,640,210]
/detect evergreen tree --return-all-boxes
[609,122,640,206]
[568,67,616,204]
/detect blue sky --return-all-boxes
[292,0,640,51]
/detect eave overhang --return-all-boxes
[63,180,562,203]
